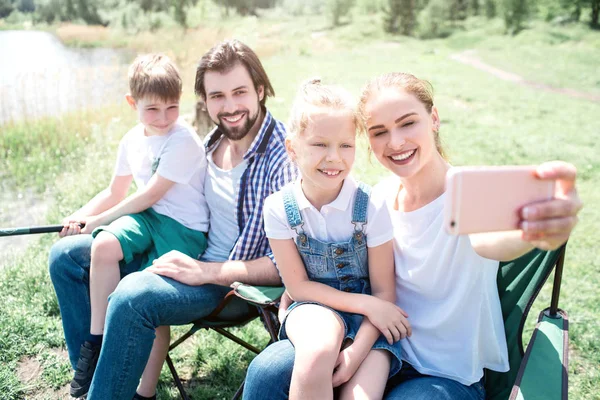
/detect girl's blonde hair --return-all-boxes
[287,78,358,141]
[358,72,446,159]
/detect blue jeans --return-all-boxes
[49,234,251,400]
[243,339,486,400]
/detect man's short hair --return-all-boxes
[195,39,275,106]
[128,54,182,102]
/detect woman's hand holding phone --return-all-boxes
[520,161,582,250]
[444,161,582,251]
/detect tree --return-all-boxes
[327,0,355,26]
[500,0,529,34]
[75,0,106,25]
[384,0,416,35]
[471,0,480,15]
[0,0,14,18]
[173,0,187,28]
[591,0,599,28]
[485,0,496,18]
[17,0,36,13]
[449,0,468,20]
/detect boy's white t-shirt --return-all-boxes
[114,118,209,232]
[375,176,509,386]
[263,176,393,247]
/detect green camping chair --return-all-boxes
[487,243,569,400]
[167,244,568,400]
[165,283,285,400]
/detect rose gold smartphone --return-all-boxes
[444,166,556,235]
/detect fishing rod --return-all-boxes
[0,224,84,237]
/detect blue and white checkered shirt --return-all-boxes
[204,108,298,265]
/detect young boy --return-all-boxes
[61,54,209,399]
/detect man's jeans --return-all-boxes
[243,339,486,400]
[49,234,251,400]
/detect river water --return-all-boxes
[0,30,132,125]
[0,30,132,263]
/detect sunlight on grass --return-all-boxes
[1,10,599,399]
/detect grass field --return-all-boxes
[1,9,599,400]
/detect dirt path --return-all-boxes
[450,50,600,103]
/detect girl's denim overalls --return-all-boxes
[279,182,402,377]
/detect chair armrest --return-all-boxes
[231,282,285,307]
[509,309,568,400]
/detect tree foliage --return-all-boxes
[327,0,355,26]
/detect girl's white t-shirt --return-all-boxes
[375,176,509,386]
[114,118,209,232]
[263,176,393,247]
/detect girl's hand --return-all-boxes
[520,161,582,250]
[59,216,86,237]
[278,291,293,323]
[332,343,364,387]
[364,297,411,345]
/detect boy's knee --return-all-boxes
[91,232,122,263]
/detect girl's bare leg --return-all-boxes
[285,304,345,400]
[136,325,171,397]
[89,232,123,334]
[338,349,391,400]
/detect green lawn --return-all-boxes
[0,12,599,400]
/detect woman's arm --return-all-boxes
[80,174,175,234]
[470,161,582,261]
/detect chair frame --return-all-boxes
[166,289,280,400]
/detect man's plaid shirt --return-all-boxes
[204,108,298,265]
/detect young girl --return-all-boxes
[263,79,411,400]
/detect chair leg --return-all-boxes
[258,307,280,343]
[165,353,190,400]
[232,380,245,400]
[212,327,262,354]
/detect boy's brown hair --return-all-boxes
[128,54,182,102]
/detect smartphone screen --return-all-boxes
[444,166,556,235]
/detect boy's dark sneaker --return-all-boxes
[133,393,156,400]
[70,341,101,398]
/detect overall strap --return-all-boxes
[352,182,371,232]
[282,185,304,234]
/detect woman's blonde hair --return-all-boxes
[287,78,358,141]
[358,72,446,159]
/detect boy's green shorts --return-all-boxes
[92,208,207,271]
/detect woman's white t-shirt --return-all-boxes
[375,176,509,386]
[114,118,209,232]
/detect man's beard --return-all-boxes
[216,107,260,141]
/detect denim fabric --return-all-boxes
[278,182,402,377]
[243,339,486,400]
[48,234,252,400]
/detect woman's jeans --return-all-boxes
[49,234,250,400]
[243,339,486,400]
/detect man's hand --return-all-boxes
[363,297,411,345]
[521,161,583,250]
[146,250,214,286]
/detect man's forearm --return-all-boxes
[208,256,283,287]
